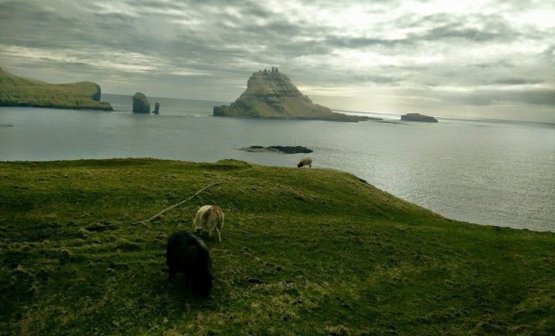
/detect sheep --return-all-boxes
[193,205,225,242]
[297,157,312,168]
[166,231,213,298]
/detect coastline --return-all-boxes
[0,101,113,111]
[1,104,553,232]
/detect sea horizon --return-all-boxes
[103,93,555,126]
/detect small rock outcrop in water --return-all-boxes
[153,102,160,114]
[0,67,113,111]
[240,145,313,154]
[132,92,150,113]
[214,67,369,122]
[401,113,438,123]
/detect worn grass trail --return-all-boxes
[0,159,554,335]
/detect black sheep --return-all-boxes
[166,231,213,298]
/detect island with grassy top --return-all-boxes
[214,67,372,122]
[0,158,553,335]
[0,67,113,111]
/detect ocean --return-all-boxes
[1,94,554,231]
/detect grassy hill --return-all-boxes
[0,67,113,110]
[0,159,554,335]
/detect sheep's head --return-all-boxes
[297,162,303,168]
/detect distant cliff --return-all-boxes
[0,67,113,111]
[214,67,369,122]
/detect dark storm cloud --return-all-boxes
[545,45,555,63]
[470,61,515,69]
[423,24,509,42]
[489,78,545,86]
[325,36,410,48]
[316,17,516,52]
[404,13,517,40]
[351,75,405,85]
[0,0,554,119]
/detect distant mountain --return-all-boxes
[0,67,113,111]
[214,67,369,122]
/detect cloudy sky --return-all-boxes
[1,0,554,122]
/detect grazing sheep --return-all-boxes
[297,157,313,168]
[166,231,213,298]
[193,205,225,242]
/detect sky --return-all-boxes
[1,0,554,122]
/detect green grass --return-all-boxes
[0,68,112,110]
[0,158,554,335]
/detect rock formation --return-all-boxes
[214,68,369,122]
[401,113,439,123]
[240,145,313,154]
[132,92,150,113]
[0,67,113,111]
[153,102,160,114]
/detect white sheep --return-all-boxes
[297,157,312,168]
[193,205,225,242]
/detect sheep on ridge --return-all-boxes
[297,157,312,168]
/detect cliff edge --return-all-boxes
[214,67,368,122]
[0,67,113,111]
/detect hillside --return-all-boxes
[0,159,554,335]
[214,68,370,122]
[0,67,113,110]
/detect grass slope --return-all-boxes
[0,159,554,335]
[0,68,112,111]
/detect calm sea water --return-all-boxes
[1,94,554,231]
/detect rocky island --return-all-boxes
[0,67,113,111]
[401,113,438,123]
[214,67,369,122]
[240,145,313,154]
[132,92,151,113]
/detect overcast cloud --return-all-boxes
[1,0,554,121]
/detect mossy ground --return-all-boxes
[0,159,554,335]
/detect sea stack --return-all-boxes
[153,102,160,114]
[213,67,369,122]
[401,113,438,123]
[132,92,150,113]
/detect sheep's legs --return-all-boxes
[216,228,222,242]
